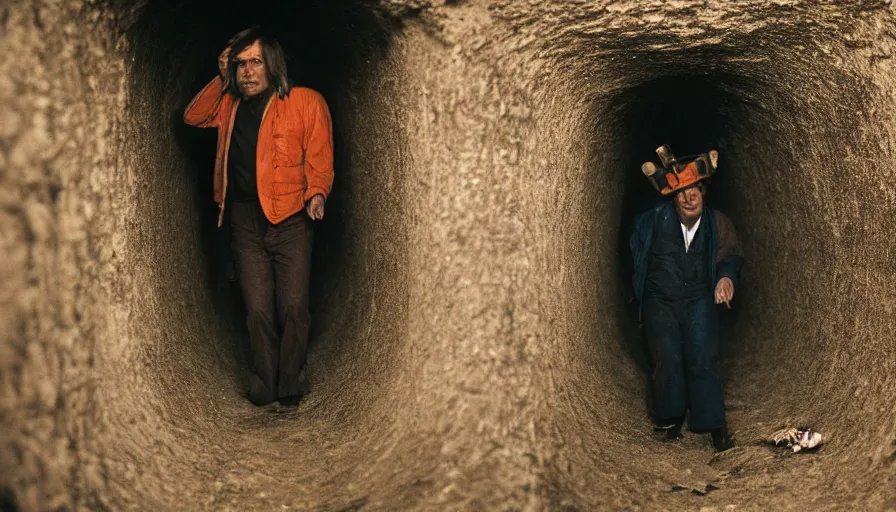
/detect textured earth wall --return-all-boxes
[2,0,895,510]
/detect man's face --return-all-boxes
[674,185,704,226]
[234,40,270,98]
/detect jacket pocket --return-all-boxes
[271,164,307,216]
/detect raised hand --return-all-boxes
[218,46,231,78]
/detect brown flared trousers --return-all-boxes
[230,200,313,405]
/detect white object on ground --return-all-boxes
[792,429,823,452]
[768,426,824,453]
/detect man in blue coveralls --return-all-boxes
[630,145,742,452]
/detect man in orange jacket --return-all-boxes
[184,27,334,407]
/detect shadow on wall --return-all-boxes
[126,0,397,358]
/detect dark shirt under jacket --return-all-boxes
[645,212,711,302]
[227,89,274,202]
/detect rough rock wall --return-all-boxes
[2,0,895,511]
[0,1,130,509]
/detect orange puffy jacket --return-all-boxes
[184,76,334,226]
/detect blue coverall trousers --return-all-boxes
[642,293,726,431]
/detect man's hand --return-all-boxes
[715,277,734,308]
[218,47,231,79]
[306,194,325,221]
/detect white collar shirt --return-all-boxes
[681,217,701,253]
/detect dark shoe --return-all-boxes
[654,415,685,441]
[711,427,735,452]
[247,392,277,407]
[665,423,684,441]
[278,394,303,408]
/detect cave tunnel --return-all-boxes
[609,71,757,367]
[130,0,399,370]
[2,1,895,510]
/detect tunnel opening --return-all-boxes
[101,3,418,507]
[583,46,859,453]
[73,0,422,507]
[606,72,762,380]
[126,0,399,389]
[549,15,896,506]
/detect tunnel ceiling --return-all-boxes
[2,0,896,511]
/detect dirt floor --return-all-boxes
[2,1,895,510]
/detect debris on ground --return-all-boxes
[768,427,824,452]
[671,482,720,496]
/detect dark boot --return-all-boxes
[666,422,684,441]
[711,426,735,452]
[654,415,685,441]
[277,366,310,409]
[277,394,303,408]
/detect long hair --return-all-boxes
[224,26,291,98]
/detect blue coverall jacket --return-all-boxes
[630,202,743,320]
